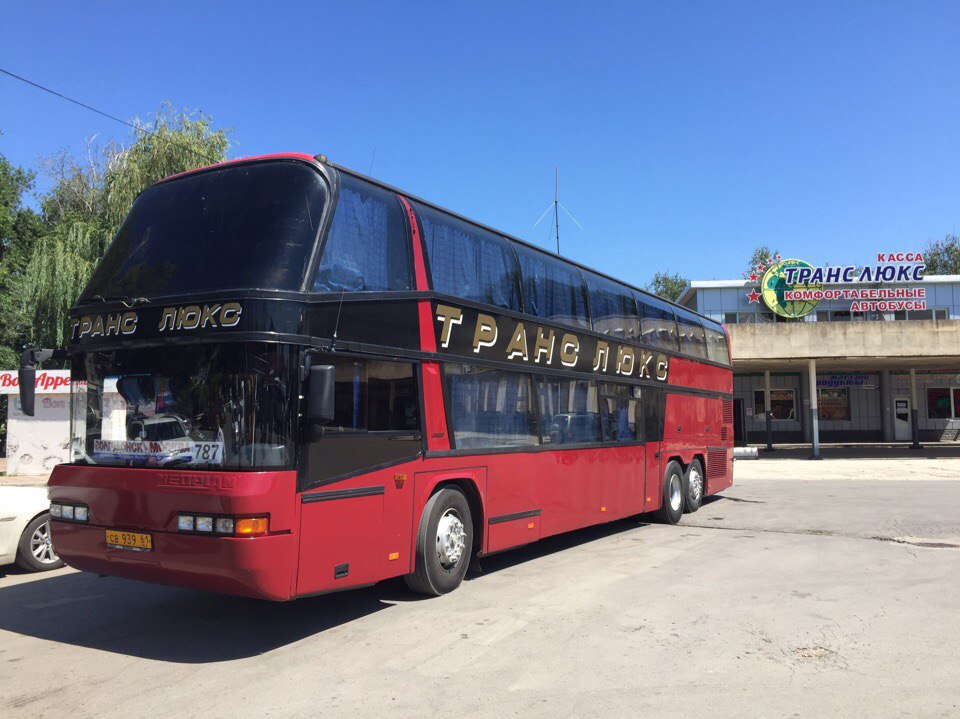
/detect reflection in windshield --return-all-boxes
[71,343,299,470]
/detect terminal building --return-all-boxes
[677,263,960,449]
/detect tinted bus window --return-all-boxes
[536,376,601,445]
[416,204,521,311]
[585,272,639,339]
[313,176,413,292]
[445,365,538,448]
[513,244,590,328]
[675,308,708,359]
[83,161,326,299]
[637,294,679,351]
[598,382,640,442]
[703,320,730,364]
[301,356,422,488]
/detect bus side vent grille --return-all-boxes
[722,399,734,425]
[720,426,728,441]
[707,449,726,479]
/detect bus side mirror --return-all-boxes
[18,347,66,417]
[18,366,36,417]
[306,365,335,424]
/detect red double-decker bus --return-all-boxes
[20,154,733,600]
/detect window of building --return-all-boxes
[445,365,538,448]
[513,244,590,328]
[416,202,522,311]
[537,376,601,445]
[637,295,679,351]
[927,388,954,419]
[313,175,413,292]
[817,388,850,421]
[597,382,641,442]
[724,312,739,325]
[753,389,796,421]
[894,308,948,321]
[584,272,639,340]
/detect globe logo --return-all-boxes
[761,259,822,318]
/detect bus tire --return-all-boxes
[404,487,473,596]
[683,458,704,513]
[657,461,684,525]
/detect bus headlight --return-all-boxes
[50,502,89,522]
[176,513,267,536]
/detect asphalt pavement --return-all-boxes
[1,454,959,718]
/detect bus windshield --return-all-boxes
[70,343,300,470]
[81,160,327,300]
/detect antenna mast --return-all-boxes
[554,166,560,255]
[534,164,582,256]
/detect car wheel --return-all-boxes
[15,514,65,572]
[404,487,473,596]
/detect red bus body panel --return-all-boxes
[47,465,299,600]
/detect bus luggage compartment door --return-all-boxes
[296,486,385,595]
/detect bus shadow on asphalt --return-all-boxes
[466,516,653,578]
[0,570,399,663]
[0,514,667,663]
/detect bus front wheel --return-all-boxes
[657,461,684,525]
[404,487,474,596]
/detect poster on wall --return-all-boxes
[818,388,851,421]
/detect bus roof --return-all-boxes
[325,158,717,328]
[155,152,717,328]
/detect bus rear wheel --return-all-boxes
[683,459,704,513]
[657,461,684,525]
[404,487,473,596]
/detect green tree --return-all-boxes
[22,103,231,348]
[646,271,688,302]
[744,245,780,278]
[923,235,960,275]
[0,142,42,368]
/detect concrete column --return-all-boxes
[809,359,821,459]
[909,368,922,449]
[800,367,811,443]
[763,370,774,451]
[879,370,893,442]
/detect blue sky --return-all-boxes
[2,2,958,285]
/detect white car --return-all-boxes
[0,486,63,572]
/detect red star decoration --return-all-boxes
[749,272,759,282]
[756,263,764,271]
[747,289,761,303]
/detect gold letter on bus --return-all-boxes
[506,322,528,361]
[435,304,463,348]
[472,314,498,353]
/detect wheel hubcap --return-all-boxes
[689,467,703,504]
[30,521,58,564]
[436,509,466,570]
[669,474,683,512]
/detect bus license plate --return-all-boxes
[105,529,153,551]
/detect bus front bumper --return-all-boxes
[51,521,297,601]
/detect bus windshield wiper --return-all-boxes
[91,294,150,307]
